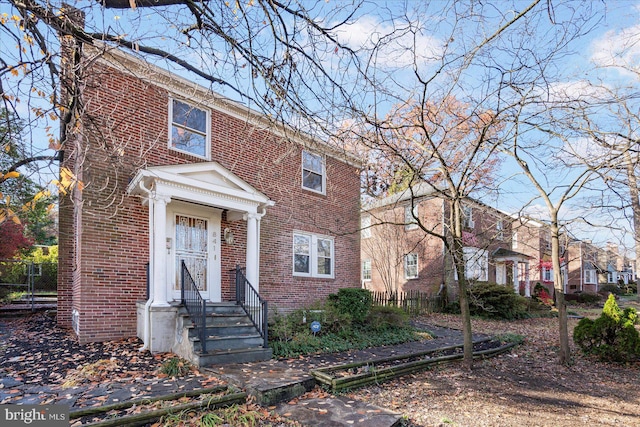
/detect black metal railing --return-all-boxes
[181,261,208,353]
[235,265,268,348]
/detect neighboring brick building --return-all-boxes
[361,185,531,301]
[58,45,361,350]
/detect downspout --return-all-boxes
[138,179,154,352]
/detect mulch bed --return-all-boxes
[0,312,225,409]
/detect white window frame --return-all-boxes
[405,205,418,230]
[512,231,518,249]
[542,267,553,282]
[462,205,474,229]
[293,232,334,278]
[496,219,504,240]
[584,269,597,285]
[301,151,326,194]
[404,253,418,279]
[455,247,488,281]
[362,259,372,281]
[168,98,210,159]
[361,215,372,239]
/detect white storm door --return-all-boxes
[169,204,221,302]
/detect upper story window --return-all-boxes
[462,205,474,229]
[302,151,325,194]
[512,231,518,249]
[405,205,418,230]
[404,253,418,279]
[543,267,553,282]
[496,219,504,240]
[169,99,209,158]
[293,232,334,278]
[361,215,372,239]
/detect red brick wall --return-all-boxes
[58,56,361,341]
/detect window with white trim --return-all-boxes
[405,205,418,230]
[404,253,418,279]
[293,233,334,278]
[454,247,488,281]
[361,215,371,239]
[584,269,597,284]
[169,99,209,158]
[362,259,372,281]
[462,205,474,229]
[496,219,504,240]
[512,231,518,249]
[302,151,325,193]
[543,267,553,282]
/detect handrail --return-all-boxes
[181,261,207,353]
[235,265,268,348]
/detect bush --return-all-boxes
[328,288,372,324]
[576,292,601,305]
[573,294,640,363]
[467,282,529,320]
[599,284,622,296]
[365,305,410,331]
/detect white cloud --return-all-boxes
[333,15,443,69]
[590,24,640,77]
[545,80,611,103]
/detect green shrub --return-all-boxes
[328,288,372,324]
[576,292,601,305]
[365,305,410,331]
[467,282,529,320]
[573,294,640,363]
[599,284,622,296]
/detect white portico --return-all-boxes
[127,162,273,352]
[493,248,532,297]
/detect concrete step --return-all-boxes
[197,347,273,366]
[192,333,265,352]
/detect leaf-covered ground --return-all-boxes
[350,313,640,427]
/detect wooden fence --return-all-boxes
[370,290,444,315]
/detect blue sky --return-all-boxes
[2,0,639,252]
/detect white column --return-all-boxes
[152,193,171,306]
[512,261,519,294]
[524,262,531,297]
[244,212,261,290]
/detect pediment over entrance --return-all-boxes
[127,161,274,213]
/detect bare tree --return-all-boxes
[1,0,367,214]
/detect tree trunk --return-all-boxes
[623,150,640,284]
[551,221,571,365]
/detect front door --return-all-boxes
[167,202,221,302]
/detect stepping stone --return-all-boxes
[276,395,402,427]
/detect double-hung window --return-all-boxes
[362,259,372,281]
[543,267,553,282]
[456,247,488,281]
[293,233,334,278]
[169,99,209,158]
[462,205,474,229]
[405,205,418,230]
[361,215,372,239]
[404,254,418,279]
[496,219,504,240]
[584,269,597,284]
[302,151,325,193]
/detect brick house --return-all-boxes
[511,217,571,295]
[361,185,531,300]
[58,44,361,360]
